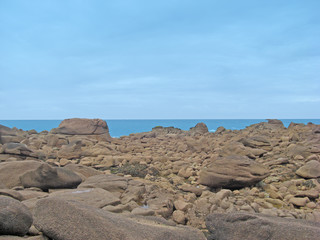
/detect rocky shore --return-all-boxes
[1,118,320,240]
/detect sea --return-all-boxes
[0,119,319,138]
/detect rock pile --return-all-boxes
[0,118,320,239]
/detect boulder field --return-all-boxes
[0,118,320,239]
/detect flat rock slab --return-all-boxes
[78,174,129,193]
[206,212,320,240]
[34,198,206,240]
[20,163,82,191]
[199,155,269,189]
[49,188,120,208]
[0,196,33,236]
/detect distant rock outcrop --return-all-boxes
[189,123,209,135]
[51,118,111,141]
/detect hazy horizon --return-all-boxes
[1,1,319,119]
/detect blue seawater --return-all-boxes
[0,119,319,138]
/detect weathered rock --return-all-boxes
[296,160,320,178]
[131,207,155,216]
[57,140,83,159]
[289,197,309,207]
[49,188,120,208]
[0,160,42,188]
[267,119,285,128]
[34,198,206,240]
[20,163,82,191]
[189,123,209,135]
[0,189,24,201]
[0,196,33,236]
[199,155,269,189]
[206,212,320,240]
[172,210,186,224]
[0,143,36,157]
[51,118,111,139]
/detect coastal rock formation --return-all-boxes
[34,198,206,240]
[0,196,33,236]
[189,122,209,135]
[0,118,320,238]
[206,212,320,240]
[199,155,269,189]
[51,118,111,141]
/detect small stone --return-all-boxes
[306,202,317,209]
[172,210,186,224]
[131,207,155,216]
[174,200,192,212]
[215,189,232,201]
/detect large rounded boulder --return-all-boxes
[199,155,269,189]
[0,196,33,236]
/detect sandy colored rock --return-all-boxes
[20,163,82,191]
[289,197,309,207]
[296,160,320,178]
[63,163,103,179]
[199,155,269,189]
[0,160,42,188]
[172,210,186,224]
[78,174,129,193]
[51,118,111,139]
[49,188,120,208]
[0,189,24,201]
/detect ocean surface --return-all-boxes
[0,119,320,138]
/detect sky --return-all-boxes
[0,0,319,119]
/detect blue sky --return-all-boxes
[1,0,319,119]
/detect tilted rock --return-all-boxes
[34,198,206,240]
[0,143,36,157]
[51,118,111,140]
[296,160,320,178]
[0,189,24,201]
[0,160,42,188]
[0,125,23,144]
[0,196,33,236]
[206,212,320,240]
[48,188,120,208]
[63,163,103,180]
[20,163,82,191]
[199,155,269,189]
